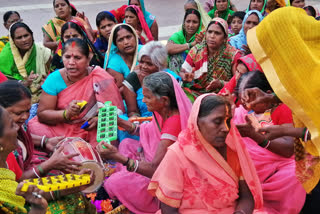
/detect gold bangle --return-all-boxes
[63,110,69,121]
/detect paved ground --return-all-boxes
[0,0,319,42]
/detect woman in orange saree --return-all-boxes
[148,94,263,214]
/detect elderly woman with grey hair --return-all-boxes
[97,71,191,213]
[118,41,181,142]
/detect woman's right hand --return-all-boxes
[16,183,48,214]
[65,100,82,120]
[23,71,39,87]
[96,141,120,161]
[46,145,82,173]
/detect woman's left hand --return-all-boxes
[206,79,222,91]
[46,136,65,152]
[84,117,98,131]
[236,115,257,138]
[16,183,48,212]
[96,142,120,161]
[78,168,96,191]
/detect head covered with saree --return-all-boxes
[247,6,320,193]
[208,0,235,20]
[247,0,268,15]
[103,23,139,72]
[149,94,263,211]
[125,5,154,44]
[128,0,155,28]
[229,10,263,51]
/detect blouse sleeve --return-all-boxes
[41,70,67,96]
[123,72,141,93]
[161,115,181,142]
[148,146,184,208]
[271,104,293,125]
[107,54,124,75]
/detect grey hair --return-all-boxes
[143,72,178,109]
[184,0,197,8]
[138,41,168,70]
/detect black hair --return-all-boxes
[128,0,140,5]
[10,22,33,40]
[143,72,178,110]
[113,24,135,45]
[0,80,31,108]
[235,71,273,98]
[198,95,230,118]
[316,16,320,21]
[3,11,20,23]
[304,6,316,17]
[53,0,70,6]
[183,9,201,25]
[61,21,83,42]
[125,6,139,18]
[96,11,116,27]
[0,107,4,137]
[228,11,246,24]
[207,20,227,38]
[62,38,90,57]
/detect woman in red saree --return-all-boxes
[28,38,124,148]
[148,94,263,214]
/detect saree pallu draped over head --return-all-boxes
[42,17,66,42]
[148,94,263,213]
[246,0,268,16]
[128,0,155,28]
[28,67,124,148]
[208,0,235,20]
[0,25,51,103]
[104,72,192,214]
[247,7,320,193]
[229,10,263,52]
[126,5,154,44]
[0,168,27,214]
[103,23,139,72]
[182,18,241,101]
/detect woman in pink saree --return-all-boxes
[96,71,192,214]
[28,38,124,147]
[148,94,263,214]
[234,71,306,213]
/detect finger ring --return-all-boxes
[32,192,42,199]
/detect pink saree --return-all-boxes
[28,67,124,147]
[104,72,192,214]
[233,105,306,213]
[148,94,263,214]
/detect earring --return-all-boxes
[0,146,3,151]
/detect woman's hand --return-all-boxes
[46,136,65,152]
[242,88,275,109]
[96,142,121,161]
[236,115,257,138]
[206,79,222,91]
[16,183,48,214]
[23,71,39,87]
[84,117,98,131]
[191,32,204,47]
[65,100,82,120]
[78,168,96,192]
[258,125,289,141]
[46,145,82,173]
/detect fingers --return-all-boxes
[65,152,80,160]
[244,115,252,125]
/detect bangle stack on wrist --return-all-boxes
[41,135,48,149]
[126,158,139,172]
[63,109,69,121]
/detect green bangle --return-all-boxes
[259,139,269,147]
[301,127,307,140]
[63,110,69,121]
[37,165,44,176]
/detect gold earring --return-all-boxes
[0,146,3,151]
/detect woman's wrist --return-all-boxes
[62,109,70,121]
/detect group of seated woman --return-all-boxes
[0,0,319,214]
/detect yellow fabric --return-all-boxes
[9,33,33,79]
[0,168,26,213]
[247,7,320,192]
[195,0,211,29]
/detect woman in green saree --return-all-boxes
[208,0,235,20]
